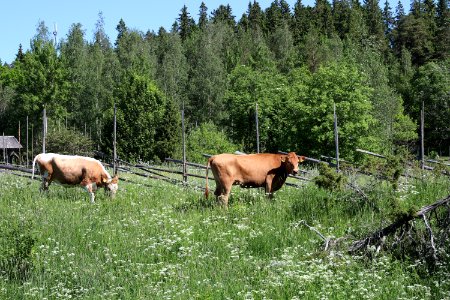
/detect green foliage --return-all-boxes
[187,121,238,163]
[410,61,450,153]
[0,1,448,162]
[224,64,288,152]
[313,163,347,191]
[44,124,95,156]
[103,73,179,163]
[184,23,228,124]
[4,32,68,131]
[393,14,435,65]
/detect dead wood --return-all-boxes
[349,194,450,254]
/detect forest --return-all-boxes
[0,0,448,163]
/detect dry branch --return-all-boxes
[349,194,450,253]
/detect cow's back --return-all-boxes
[47,154,108,185]
[211,153,281,186]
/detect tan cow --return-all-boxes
[32,153,118,203]
[205,152,305,206]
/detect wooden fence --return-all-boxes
[1,147,448,194]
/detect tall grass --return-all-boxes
[0,170,449,299]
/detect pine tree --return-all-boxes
[382,0,395,36]
[248,1,266,32]
[291,0,312,44]
[199,2,208,30]
[333,0,352,39]
[363,0,385,41]
[15,44,24,62]
[435,0,449,59]
[115,19,127,47]
[266,0,284,32]
[411,0,423,17]
[211,4,236,28]
[393,13,434,65]
[313,0,335,36]
[177,5,195,41]
[347,0,367,42]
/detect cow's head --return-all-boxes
[104,175,119,197]
[282,152,305,175]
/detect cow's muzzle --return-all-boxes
[292,169,299,175]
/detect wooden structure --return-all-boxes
[1,136,23,164]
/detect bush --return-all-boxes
[313,163,347,191]
[40,125,95,157]
[187,122,240,164]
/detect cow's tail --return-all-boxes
[31,154,39,180]
[205,157,212,198]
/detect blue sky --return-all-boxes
[1,0,409,64]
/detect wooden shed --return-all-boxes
[0,136,23,164]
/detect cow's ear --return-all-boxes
[102,177,108,183]
[299,156,305,162]
[281,156,286,162]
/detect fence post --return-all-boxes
[255,103,260,153]
[181,105,187,184]
[18,121,21,164]
[26,116,29,167]
[42,107,47,154]
[113,102,117,175]
[420,101,425,170]
[31,124,34,162]
[333,103,340,172]
[2,132,5,164]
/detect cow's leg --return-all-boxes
[40,171,51,192]
[82,182,97,203]
[214,184,228,207]
[211,170,228,207]
[265,175,274,199]
[218,182,232,208]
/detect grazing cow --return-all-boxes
[32,153,118,203]
[205,152,305,206]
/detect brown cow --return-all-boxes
[32,153,118,203]
[205,152,305,206]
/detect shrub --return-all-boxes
[40,125,95,156]
[313,163,347,191]
[187,121,240,164]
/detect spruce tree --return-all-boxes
[435,0,449,59]
[291,0,312,43]
[199,2,208,30]
[211,4,236,28]
[248,1,266,32]
[363,0,385,42]
[177,5,195,42]
[313,0,335,36]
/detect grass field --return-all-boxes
[0,167,449,299]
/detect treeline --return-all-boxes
[0,0,448,163]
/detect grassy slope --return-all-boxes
[0,170,449,299]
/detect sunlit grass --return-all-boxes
[0,169,449,299]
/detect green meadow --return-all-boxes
[0,168,449,299]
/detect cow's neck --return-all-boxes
[275,165,288,182]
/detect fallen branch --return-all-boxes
[422,214,437,261]
[297,220,330,251]
[349,194,450,253]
